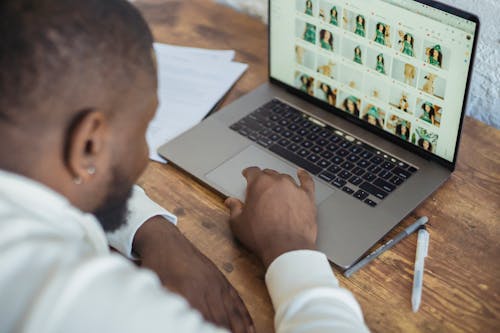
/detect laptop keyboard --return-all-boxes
[229,99,418,207]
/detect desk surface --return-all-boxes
[135,1,500,332]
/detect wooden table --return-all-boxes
[135,1,500,332]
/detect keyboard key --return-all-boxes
[301,141,313,148]
[362,172,376,182]
[288,123,299,131]
[354,190,369,201]
[318,172,335,183]
[378,169,391,179]
[351,167,365,176]
[393,167,412,180]
[327,165,341,174]
[279,119,289,126]
[347,154,361,162]
[310,125,322,133]
[337,149,349,157]
[248,133,258,141]
[300,120,312,128]
[278,138,290,147]
[359,182,388,200]
[230,123,242,131]
[349,145,364,154]
[381,161,395,170]
[331,156,344,164]
[332,177,346,188]
[408,166,418,173]
[370,156,384,165]
[320,151,333,159]
[257,138,272,147]
[319,130,331,138]
[291,135,303,143]
[270,114,280,121]
[357,159,370,168]
[341,161,355,170]
[242,118,264,131]
[259,129,271,137]
[340,141,352,149]
[326,144,339,152]
[307,155,320,163]
[390,176,404,186]
[361,151,374,159]
[367,164,382,174]
[373,178,396,192]
[238,129,249,137]
[297,129,309,136]
[307,133,319,141]
[338,170,352,179]
[298,149,309,157]
[342,186,355,195]
[287,143,299,152]
[364,198,377,207]
[397,161,410,169]
[317,159,331,168]
[272,126,283,133]
[269,145,322,175]
[282,130,293,138]
[330,135,341,143]
[349,176,363,186]
[269,134,280,141]
[311,145,323,154]
[316,138,328,146]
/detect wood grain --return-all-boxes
[135,1,500,332]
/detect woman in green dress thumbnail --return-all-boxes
[420,102,436,125]
[418,133,433,152]
[374,23,386,45]
[320,29,333,51]
[375,53,386,74]
[400,32,415,56]
[396,120,410,141]
[303,23,316,44]
[305,0,313,16]
[354,15,366,37]
[343,96,360,117]
[354,46,362,64]
[319,83,336,106]
[426,44,443,68]
[330,6,338,26]
[363,106,384,128]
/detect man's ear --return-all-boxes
[65,109,109,184]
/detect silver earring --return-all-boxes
[87,166,96,175]
[74,176,82,185]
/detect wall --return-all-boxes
[217,0,500,128]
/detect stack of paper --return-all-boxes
[147,43,248,163]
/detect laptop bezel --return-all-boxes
[267,0,480,171]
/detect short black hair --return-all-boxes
[0,0,154,125]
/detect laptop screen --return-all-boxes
[270,0,477,163]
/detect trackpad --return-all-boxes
[206,145,334,204]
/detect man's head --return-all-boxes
[0,0,157,231]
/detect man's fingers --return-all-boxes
[242,166,261,185]
[262,168,279,176]
[225,197,244,220]
[224,287,254,333]
[297,168,315,198]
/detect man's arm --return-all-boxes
[225,167,370,333]
[106,185,253,333]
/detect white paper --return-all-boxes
[147,43,248,163]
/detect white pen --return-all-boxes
[412,225,429,312]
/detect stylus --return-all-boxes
[343,216,428,278]
[412,226,429,312]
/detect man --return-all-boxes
[0,0,370,332]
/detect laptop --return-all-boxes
[159,0,479,269]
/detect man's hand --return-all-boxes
[133,217,254,333]
[225,167,318,269]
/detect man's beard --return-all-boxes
[93,168,133,232]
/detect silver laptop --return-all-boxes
[159,0,479,269]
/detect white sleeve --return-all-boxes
[106,185,177,259]
[16,246,227,333]
[265,250,371,333]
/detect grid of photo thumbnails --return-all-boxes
[293,0,452,154]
